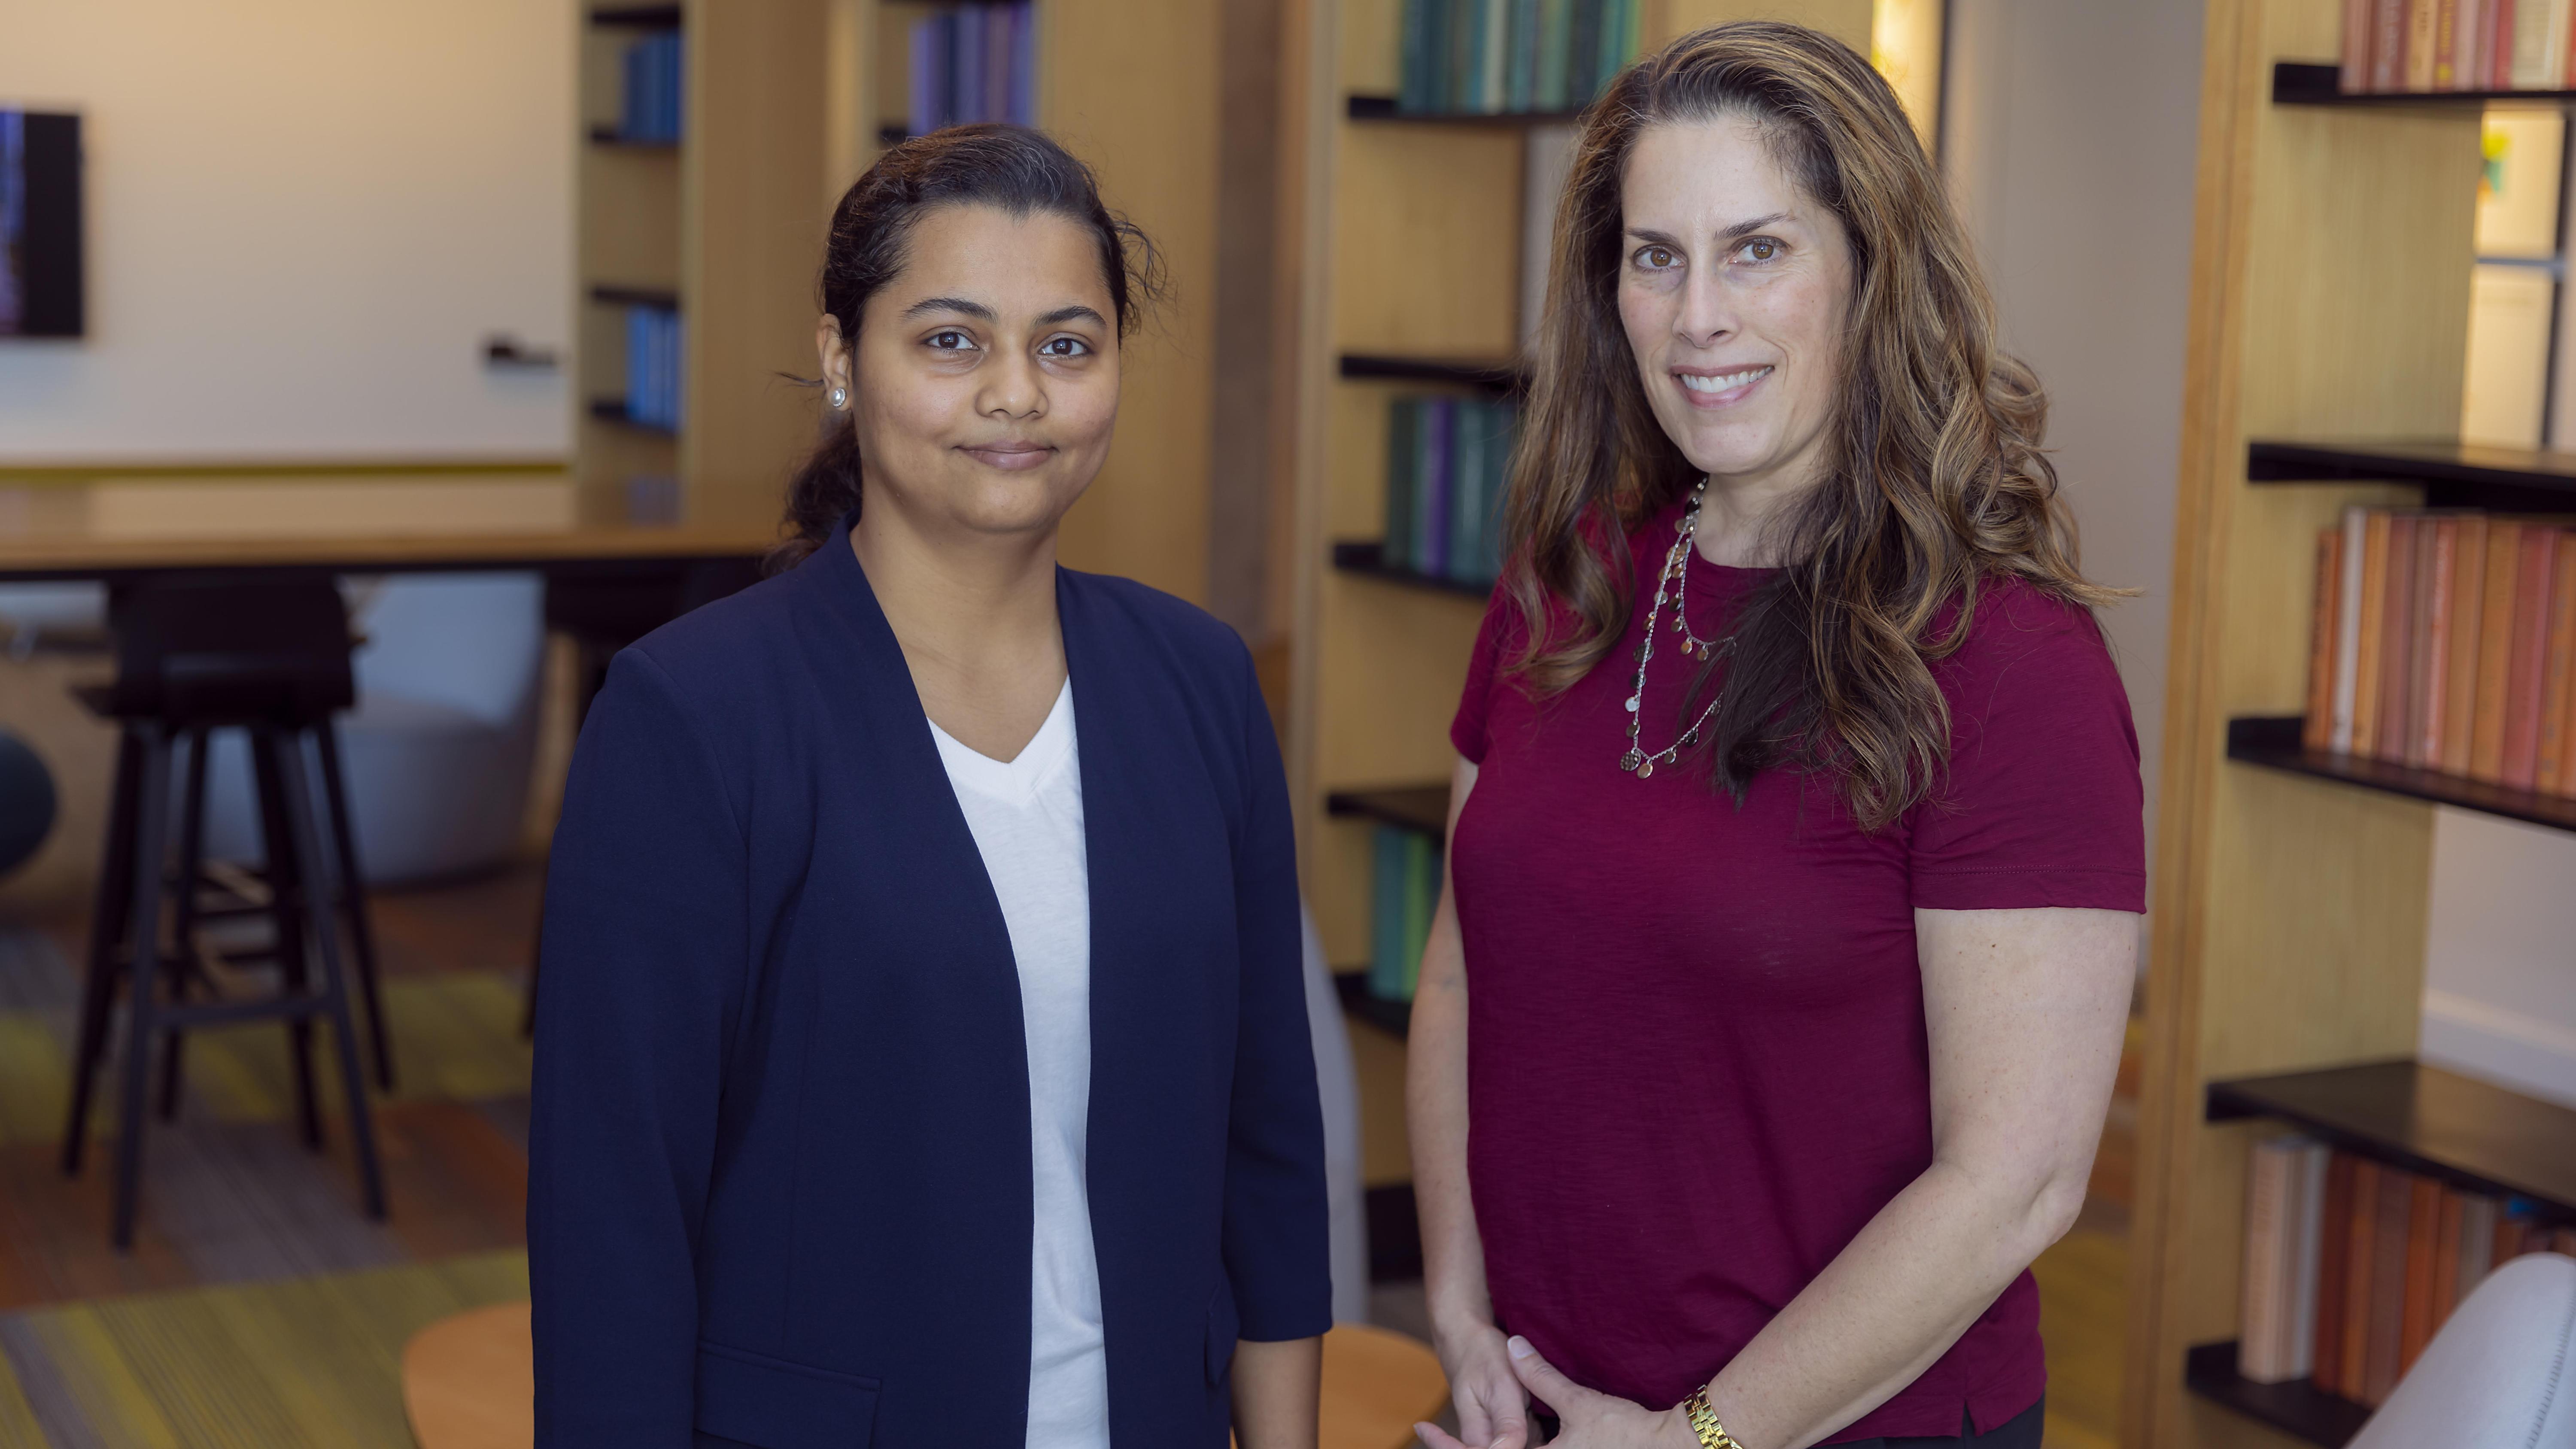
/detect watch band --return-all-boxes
[1681,1385,1744,1449]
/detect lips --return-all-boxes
[960,442,1054,472]
[1676,365,1774,401]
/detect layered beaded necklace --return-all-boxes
[1620,479,1735,780]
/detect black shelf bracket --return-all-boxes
[2184,1342,2370,1448]
[2226,716,2576,835]
[2271,61,2576,109]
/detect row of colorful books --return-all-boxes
[2301,508,2576,793]
[2337,0,2576,92]
[1396,0,1643,115]
[1385,396,1516,589]
[2237,1137,2574,1397]
[1367,825,1441,1005]
[906,3,1037,139]
[616,31,684,144]
[622,304,685,432]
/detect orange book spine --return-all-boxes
[2430,1189,2465,1337]
[2538,544,2576,793]
[2473,520,2524,781]
[2363,1165,2411,1404]
[2503,527,2559,789]
[2342,1157,2379,1393]
[2378,515,2421,764]
[2399,1174,2442,1372]
[2345,0,2378,87]
[2356,511,2394,758]
[2312,1153,2355,1396]
[2435,0,2462,84]
[2443,515,2489,776]
[2307,528,2344,752]
[2413,519,2456,766]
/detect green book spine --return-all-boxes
[1620,0,1640,70]
[1448,403,1488,582]
[1595,0,1627,94]
[1447,0,1481,113]
[1506,0,1539,110]
[1480,0,1510,112]
[1370,826,1410,1000]
[1567,0,1601,105]
[1399,0,1437,112]
[1537,0,1570,109]
[1401,833,1439,999]
[1385,397,1418,569]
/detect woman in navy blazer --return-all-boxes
[528,125,1331,1448]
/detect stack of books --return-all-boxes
[907,3,1037,138]
[2337,0,2576,92]
[619,30,684,143]
[2237,1137,2573,1398]
[1396,0,1643,115]
[623,304,684,431]
[2302,507,2576,793]
[1368,825,1441,1005]
[1385,396,1516,589]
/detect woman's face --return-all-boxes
[825,203,1120,541]
[1618,115,1853,494]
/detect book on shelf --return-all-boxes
[1384,395,1516,588]
[906,3,1036,138]
[2342,0,2576,91]
[2301,505,2576,793]
[618,30,684,143]
[1396,0,1641,115]
[1367,824,1441,1004]
[2246,1145,2561,1406]
[621,303,684,430]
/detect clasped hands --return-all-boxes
[1416,1323,1701,1449]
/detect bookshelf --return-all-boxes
[573,0,1222,600]
[2128,2,2576,1445]
[2271,59,2576,109]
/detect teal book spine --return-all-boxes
[1416,397,1452,576]
[1385,397,1418,569]
[1506,0,1539,109]
[1566,0,1601,105]
[1448,0,1484,114]
[1479,0,1510,112]
[1537,0,1570,109]
[1370,826,1410,1000]
[1400,832,1440,998]
[1596,0,1628,94]
[1448,402,1490,582]
[1399,0,1436,112]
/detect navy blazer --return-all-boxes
[527,519,1331,1448]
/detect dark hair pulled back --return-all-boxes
[769,122,1162,572]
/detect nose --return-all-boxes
[977,346,1047,421]
[1674,264,1738,351]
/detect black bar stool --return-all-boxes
[61,576,389,1249]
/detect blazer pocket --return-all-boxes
[695,1340,881,1448]
[1205,1281,1241,1386]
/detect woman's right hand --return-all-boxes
[1417,1317,1531,1449]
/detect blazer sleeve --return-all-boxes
[527,647,746,1446]
[1222,650,1335,1342]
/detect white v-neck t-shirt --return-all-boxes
[925,681,1110,1448]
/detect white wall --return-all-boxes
[2423,810,2576,1109]
[1942,0,2205,920]
[0,0,574,462]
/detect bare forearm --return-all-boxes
[1705,1159,2080,1449]
[1232,1336,1321,1449]
[1407,941,1488,1335]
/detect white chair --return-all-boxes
[1300,903,1371,1324]
[0,581,105,658]
[2351,1252,2575,1449]
[199,573,546,884]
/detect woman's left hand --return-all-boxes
[1477,1336,1700,1449]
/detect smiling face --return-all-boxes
[821,202,1120,543]
[1618,114,1854,501]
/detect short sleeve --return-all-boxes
[1449,588,1522,764]
[1907,582,2147,912]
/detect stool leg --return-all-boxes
[273,729,386,1222]
[111,727,174,1251]
[312,725,392,1092]
[250,729,323,1150]
[64,728,143,1176]
[158,728,212,1122]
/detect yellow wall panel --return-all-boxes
[1332,126,1524,356]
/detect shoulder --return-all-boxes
[1935,574,2118,691]
[602,565,816,748]
[1061,568,1256,687]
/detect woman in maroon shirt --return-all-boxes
[1410,23,2142,1449]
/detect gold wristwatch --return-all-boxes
[1680,1385,1744,1449]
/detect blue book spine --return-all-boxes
[909,18,935,138]
[1506,0,1539,110]
[1009,5,1036,125]
[1399,0,1434,113]
[1369,826,1408,1000]
[622,39,645,138]
[667,310,685,430]
[1437,403,1478,580]
[1419,398,1452,577]
[1447,403,1487,583]
[665,32,686,140]
[1567,0,1600,106]
[626,307,650,422]
[957,7,985,125]
[1385,398,1418,569]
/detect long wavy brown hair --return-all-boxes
[1505,20,2119,830]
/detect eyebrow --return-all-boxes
[1035,304,1108,328]
[1626,212,1795,248]
[901,295,995,322]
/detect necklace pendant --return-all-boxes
[1624,695,1639,713]
[1620,748,1643,772]
[1636,759,1655,779]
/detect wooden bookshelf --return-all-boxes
[2271,59,2576,109]
[1325,782,1453,836]
[1345,94,1591,125]
[2125,3,2570,1445]
[1338,352,1526,392]
[1330,540,1493,599]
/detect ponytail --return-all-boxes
[766,422,863,573]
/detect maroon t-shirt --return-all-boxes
[1447,502,2144,1441]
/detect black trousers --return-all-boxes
[1529,1398,2044,1446]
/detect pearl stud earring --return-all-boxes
[828,386,849,409]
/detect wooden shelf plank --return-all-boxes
[1325,784,1452,837]
[2182,1343,2370,1447]
[2247,437,2576,510]
[589,4,682,27]
[587,126,679,150]
[2205,1059,2576,1212]
[1330,541,1493,600]
[1345,94,1589,126]
[587,399,676,437]
[2225,716,2576,834]
[588,284,679,310]
[1333,969,1412,1040]
[2272,61,2576,109]
[1337,352,1525,393]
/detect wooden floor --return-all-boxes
[0,864,2139,1446]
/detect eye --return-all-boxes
[1039,336,1091,358]
[926,329,975,352]
[1634,244,1680,270]
[1734,237,1782,264]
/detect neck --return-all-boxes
[849,497,1065,694]
[1692,459,1819,568]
